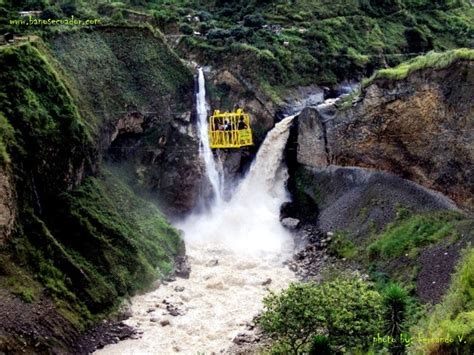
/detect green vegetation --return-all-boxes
[0,41,93,202]
[48,26,193,133]
[383,284,409,354]
[259,277,384,353]
[2,1,472,94]
[363,48,474,86]
[327,231,358,259]
[0,254,42,303]
[367,211,463,260]
[8,170,182,327]
[0,112,14,165]
[0,39,183,330]
[410,248,474,354]
[176,0,473,91]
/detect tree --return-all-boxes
[259,277,384,353]
[206,28,230,40]
[259,283,325,354]
[243,13,265,28]
[383,284,409,355]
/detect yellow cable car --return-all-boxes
[208,108,253,149]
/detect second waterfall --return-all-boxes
[196,67,224,205]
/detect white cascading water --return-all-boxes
[196,68,224,204]
[97,77,296,354]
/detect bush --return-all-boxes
[197,10,212,21]
[207,28,230,40]
[259,277,384,353]
[243,13,265,28]
[111,10,124,22]
[230,26,248,39]
[180,23,194,35]
[60,3,77,17]
[40,7,61,20]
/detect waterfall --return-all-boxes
[196,68,223,204]
[235,115,295,200]
[180,115,295,255]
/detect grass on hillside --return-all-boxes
[367,211,463,260]
[49,26,193,132]
[363,48,474,86]
[410,247,474,354]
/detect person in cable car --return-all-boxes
[238,116,247,130]
[224,120,231,131]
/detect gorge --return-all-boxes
[0,1,473,354]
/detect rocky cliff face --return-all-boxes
[296,59,474,211]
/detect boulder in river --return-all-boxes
[281,217,300,230]
[160,319,170,327]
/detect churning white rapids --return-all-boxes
[97,117,296,354]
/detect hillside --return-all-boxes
[0,32,189,352]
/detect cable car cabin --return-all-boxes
[209,109,253,149]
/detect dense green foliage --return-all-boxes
[50,171,182,308]
[259,277,384,353]
[363,48,474,86]
[49,26,193,131]
[177,0,473,91]
[2,0,472,94]
[0,42,92,193]
[5,170,182,327]
[0,41,183,330]
[0,112,14,165]
[410,248,474,354]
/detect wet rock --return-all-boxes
[166,304,180,317]
[206,258,219,267]
[174,286,185,292]
[261,278,272,286]
[281,217,300,230]
[160,319,170,327]
[232,332,258,345]
[175,255,191,279]
[117,300,133,320]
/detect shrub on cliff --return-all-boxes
[259,277,384,353]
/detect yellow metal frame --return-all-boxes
[208,108,253,149]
